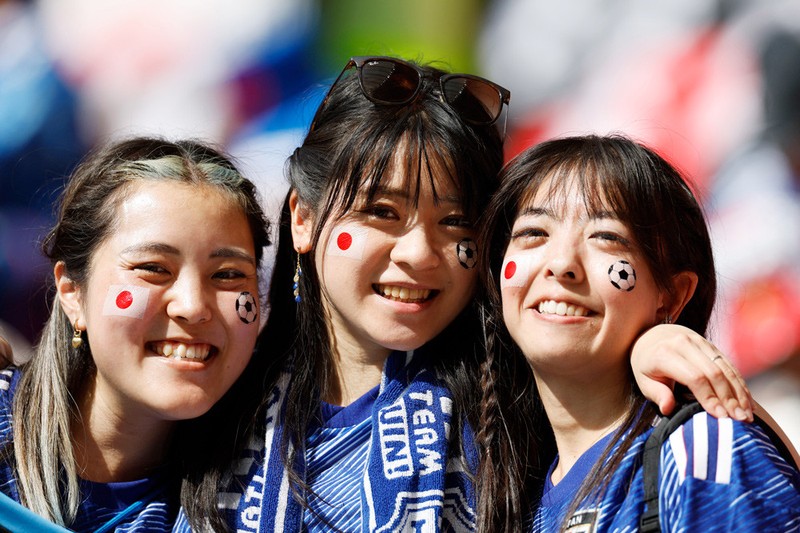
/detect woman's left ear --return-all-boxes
[658,271,699,323]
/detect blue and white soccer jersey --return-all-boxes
[0,368,177,533]
[302,387,375,531]
[532,411,800,532]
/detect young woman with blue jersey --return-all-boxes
[0,138,270,532]
[478,134,800,531]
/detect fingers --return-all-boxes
[708,349,752,418]
[645,382,677,416]
[631,324,754,422]
[667,335,752,421]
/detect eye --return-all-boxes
[591,231,632,247]
[134,263,170,275]
[360,204,399,220]
[440,214,472,228]
[511,227,547,240]
[212,269,247,281]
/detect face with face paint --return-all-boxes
[500,177,668,380]
[57,180,259,425]
[295,157,478,360]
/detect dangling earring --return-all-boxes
[293,253,303,303]
[71,328,83,349]
[663,314,672,325]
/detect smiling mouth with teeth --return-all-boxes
[148,341,215,361]
[537,300,590,317]
[374,284,436,303]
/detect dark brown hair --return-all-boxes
[476,134,716,531]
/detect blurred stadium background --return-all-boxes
[1,0,798,445]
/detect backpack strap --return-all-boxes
[639,402,704,533]
[639,401,800,533]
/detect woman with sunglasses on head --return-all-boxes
[477,134,800,532]
[174,57,753,532]
[0,138,270,531]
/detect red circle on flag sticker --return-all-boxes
[116,291,133,309]
[504,261,517,279]
[337,232,353,251]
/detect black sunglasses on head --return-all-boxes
[309,56,511,138]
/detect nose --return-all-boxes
[390,224,440,271]
[167,273,213,324]
[544,239,584,282]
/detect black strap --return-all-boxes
[639,402,800,532]
[639,402,704,533]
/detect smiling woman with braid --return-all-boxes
[478,134,800,532]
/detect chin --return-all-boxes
[380,336,430,353]
[154,395,217,421]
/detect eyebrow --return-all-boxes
[518,206,554,218]
[519,206,617,221]
[371,186,462,205]
[121,242,256,265]
[211,248,257,265]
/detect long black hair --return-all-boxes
[198,57,505,527]
[476,134,716,531]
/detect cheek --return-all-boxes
[606,259,638,292]
[452,267,478,296]
[454,238,478,270]
[83,283,156,337]
[100,284,152,319]
[593,259,657,322]
[500,251,536,292]
[220,290,261,347]
[230,291,259,326]
[323,223,370,261]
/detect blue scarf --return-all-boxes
[218,349,478,532]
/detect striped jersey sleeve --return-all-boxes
[0,369,19,500]
[660,411,800,531]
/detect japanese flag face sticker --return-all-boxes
[102,285,150,318]
[501,253,534,289]
[608,260,636,291]
[326,225,368,260]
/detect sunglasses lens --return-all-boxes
[360,59,420,104]
[442,76,503,125]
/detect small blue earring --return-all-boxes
[293,253,302,303]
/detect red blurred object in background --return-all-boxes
[728,271,800,377]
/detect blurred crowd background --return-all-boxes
[1,0,798,445]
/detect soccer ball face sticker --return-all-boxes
[456,238,477,269]
[235,291,258,324]
[608,260,636,291]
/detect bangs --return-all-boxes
[516,156,634,224]
[323,116,479,223]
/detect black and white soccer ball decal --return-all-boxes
[456,238,478,269]
[235,291,258,324]
[608,260,636,291]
